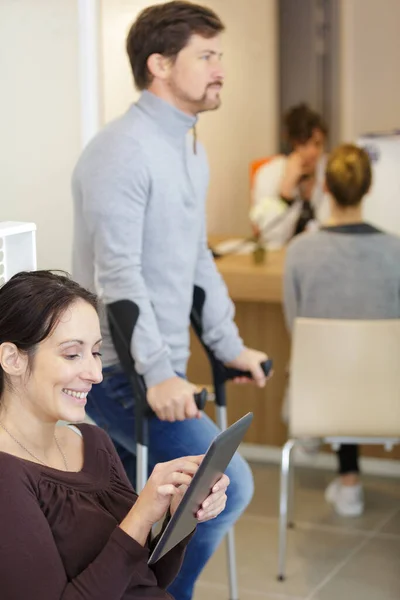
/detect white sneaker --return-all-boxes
[325,478,364,517]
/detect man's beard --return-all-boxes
[173,82,223,114]
[196,87,222,113]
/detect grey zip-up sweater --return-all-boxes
[283,223,400,332]
[72,91,243,387]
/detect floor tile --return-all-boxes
[194,580,303,600]
[310,536,400,600]
[247,463,400,534]
[197,513,364,598]
[379,508,400,537]
[193,461,400,599]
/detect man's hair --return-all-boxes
[326,144,372,208]
[284,103,328,147]
[126,1,225,90]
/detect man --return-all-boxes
[72,2,269,598]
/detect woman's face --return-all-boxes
[294,128,326,173]
[20,299,103,424]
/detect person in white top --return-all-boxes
[250,104,330,248]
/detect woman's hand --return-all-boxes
[120,456,203,545]
[280,151,304,199]
[170,473,230,523]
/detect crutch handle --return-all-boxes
[223,359,273,381]
[194,388,208,411]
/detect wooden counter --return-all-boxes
[187,238,290,448]
[208,247,286,303]
[187,236,400,461]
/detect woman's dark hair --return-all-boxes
[284,103,328,147]
[0,271,98,397]
[126,0,225,90]
[325,144,372,208]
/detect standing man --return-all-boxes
[72,2,270,598]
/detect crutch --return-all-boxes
[107,299,207,492]
[191,286,273,600]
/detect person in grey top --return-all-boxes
[72,3,269,598]
[284,143,400,517]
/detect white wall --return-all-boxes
[2,0,399,269]
[0,0,81,272]
[100,0,278,235]
[100,0,164,120]
[196,0,278,235]
[340,0,400,141]
[0,0,277,269]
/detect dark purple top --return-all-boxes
[0,424,191,599]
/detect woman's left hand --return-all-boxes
[170,474,230,522]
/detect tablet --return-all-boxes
[148,412,253,565]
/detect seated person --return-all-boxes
[283,144,400,516]
[0,271,228,599]
[250,103,330,248]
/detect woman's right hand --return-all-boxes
[119,455,203,545]
[280,152,304,199]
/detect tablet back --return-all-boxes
[148,412,253,564]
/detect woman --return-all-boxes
[0,271,229,599]
[250,103,330,248]
[283,144,400,516]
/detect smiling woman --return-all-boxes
[0,270,101,468]
[0,270,229,599]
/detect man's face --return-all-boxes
[166,34,224,114]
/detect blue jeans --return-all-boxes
[87,364,254,600]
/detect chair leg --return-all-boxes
[278,439,296,582]
[216,405,239,600]
[288,450,295,529]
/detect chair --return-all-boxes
[249,156,277,198]
[278,318,400,581]
[107,290,272,600]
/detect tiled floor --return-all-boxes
[194,462,400,600]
